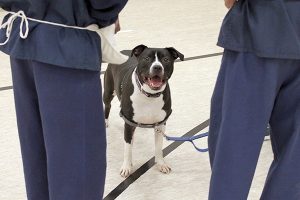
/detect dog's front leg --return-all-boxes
[120,123,135,178]
[154,125,171,174]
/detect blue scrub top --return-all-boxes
[218,0,300,60]
[0,0,128,71]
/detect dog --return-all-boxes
[103,44,184,178]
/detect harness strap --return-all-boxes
[119,109,172,128]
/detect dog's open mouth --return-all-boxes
[144,75,166,90]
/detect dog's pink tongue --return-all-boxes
[149,77,163,88]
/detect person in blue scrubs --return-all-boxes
[208,0,300,199]
[0,1,127,200]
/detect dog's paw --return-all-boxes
[120,163,132,178]
[156,161,171,174]
[105,119,109,128]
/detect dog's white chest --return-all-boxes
[130,75,166,124]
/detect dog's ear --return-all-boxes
[166,47,184,61]
[131,44,148,57]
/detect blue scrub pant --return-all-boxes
[10,58,106,200]
[208,50,300,200]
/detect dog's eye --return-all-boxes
[163,57,170,62]
[143,57,150,62]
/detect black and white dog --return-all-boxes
[103,45,184,178]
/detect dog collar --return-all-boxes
[134,71,163,98]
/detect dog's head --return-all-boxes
[131,44,184,92]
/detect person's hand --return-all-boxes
[224,0,236,9]
[115,18,121,34]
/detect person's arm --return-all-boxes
[88,0,128,28]
[224,0,236,9]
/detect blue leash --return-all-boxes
[165,132,209,152]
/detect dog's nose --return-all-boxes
[152,65,163,72]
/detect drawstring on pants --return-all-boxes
[0,10,128,64]
[0,11,29,45]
